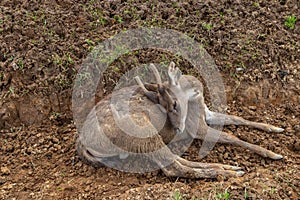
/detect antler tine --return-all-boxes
[175,68,182,84]
[149,64,162,85]
[168,61,182,86]
[169,61,175,68]
[134,76,148,93]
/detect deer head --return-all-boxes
[135,62,200,134]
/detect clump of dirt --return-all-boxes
[0,0,299,199]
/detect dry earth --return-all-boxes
[0,0,299,199]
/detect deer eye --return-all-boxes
[173,101,178,112]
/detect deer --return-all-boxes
[76,62,284,179]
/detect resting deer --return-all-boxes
[76,62,283,178]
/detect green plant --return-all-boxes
[237,61,246,69]
[85,38,94,45]
[216,189,230,200]
[112,66,120,72]
[66,53,73,64]
[253,2,260,7]
[114,15,123,23]
[244,188,249,199]
[99,17,106,26]
[60,170,66,176]
[50,112,61,120]
[270,187,275,195]
[202,23,212,30]
[285,15,297,29]
[47,29,54,36]
[173,190,183,200]
[55,74,70,89]
[8,55,14,61]
[220,12,224,17]
[9,86,14,94]
[17,58,24,69]
[52,54,63,66]
[90,9,107,26]
[41,14,47,26]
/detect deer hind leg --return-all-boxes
[204,106,284,133]
[176,157,242,171]
[161,156,244,179]
[197,126,283,160]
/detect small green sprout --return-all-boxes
[202,23,212,30]
[173,190,183,200]
[114,15,123,23]
[285,15,297,29]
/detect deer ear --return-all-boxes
[144,91,159,104]
[158,85,165,94]
[144,83,158,92]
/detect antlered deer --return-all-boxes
[76,62,283,178]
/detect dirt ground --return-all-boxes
[0,0,299,199]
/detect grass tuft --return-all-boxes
[285,15,297,29]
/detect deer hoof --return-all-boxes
[272,127,284,133]
[271,154,283,160]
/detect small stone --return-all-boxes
[1,166,11,175]
[5,144,14,152]
[285,127,293,133]
[224,152,229,159]
[3,183,13,190]
[248,106,257,110]
[52,138,59,144]
[293,141,300,151]
[84,185,91,192]
[21,163,29,169]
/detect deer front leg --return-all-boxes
[197,126,283,160]
[204,106,284,133]
[161,157,244,179]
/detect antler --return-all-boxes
[134,76,148,93]
[134,63,165,104]
[134,76,159,104]
[149,63,162,86]
[135,63,184,133]
[135,63,162,93]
